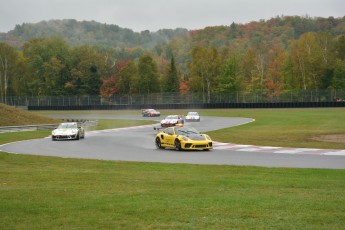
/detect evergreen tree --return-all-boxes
[164,57,179,92]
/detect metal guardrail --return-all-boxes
[2,90,345,107]
[26,101,345,110]
[0,120,98,133]
[0,124,58,133]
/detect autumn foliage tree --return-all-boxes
[217,53,243,93]
[22,37,70,95]
[136,54,160,94]
[188,46,221,103]
[265,44,286,100]
[117,60,137,94]
[68,45,104,95]
[286,32,337,90]
[1,16,344,102]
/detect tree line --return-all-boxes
[0,16,344,102]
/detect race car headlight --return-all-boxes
[71,129,78,134]
[52,130,57,135]
[182,136,189,141]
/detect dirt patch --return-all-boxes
[311,134,345,143]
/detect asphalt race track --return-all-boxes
[1,115,345,169]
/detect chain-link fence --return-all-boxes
[1,89,345,107]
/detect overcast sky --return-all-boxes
[1,0,344,33]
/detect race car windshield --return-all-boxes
[187,112,198,115]
[58,123,77,129]
[175,127,199,135]
[166,115,179,119]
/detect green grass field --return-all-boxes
[1,152,344,229]
[202,108,345,149]
[1,107,345,229]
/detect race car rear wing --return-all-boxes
[153,127,162,131]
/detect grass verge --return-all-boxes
[0,103,60,126]
[1,153,344,229]
[202,108,345,149]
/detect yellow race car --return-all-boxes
[155,126,213,151]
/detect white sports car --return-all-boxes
[51,122,85,141]
[185,112,200,122]
[160,115,184,127]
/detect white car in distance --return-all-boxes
[185,112,200,122]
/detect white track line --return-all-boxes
[213,142,345,156]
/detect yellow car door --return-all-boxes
[164,127,175,147]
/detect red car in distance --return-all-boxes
[142,109,161,117]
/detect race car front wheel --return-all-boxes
[155,137,164,149]
[175,139,182,151]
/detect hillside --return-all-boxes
[0,19,189,49]
[0,16,344,51]
[0,104,60,126]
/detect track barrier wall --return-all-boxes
[27,101,345,110]
[2,90,345,110]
